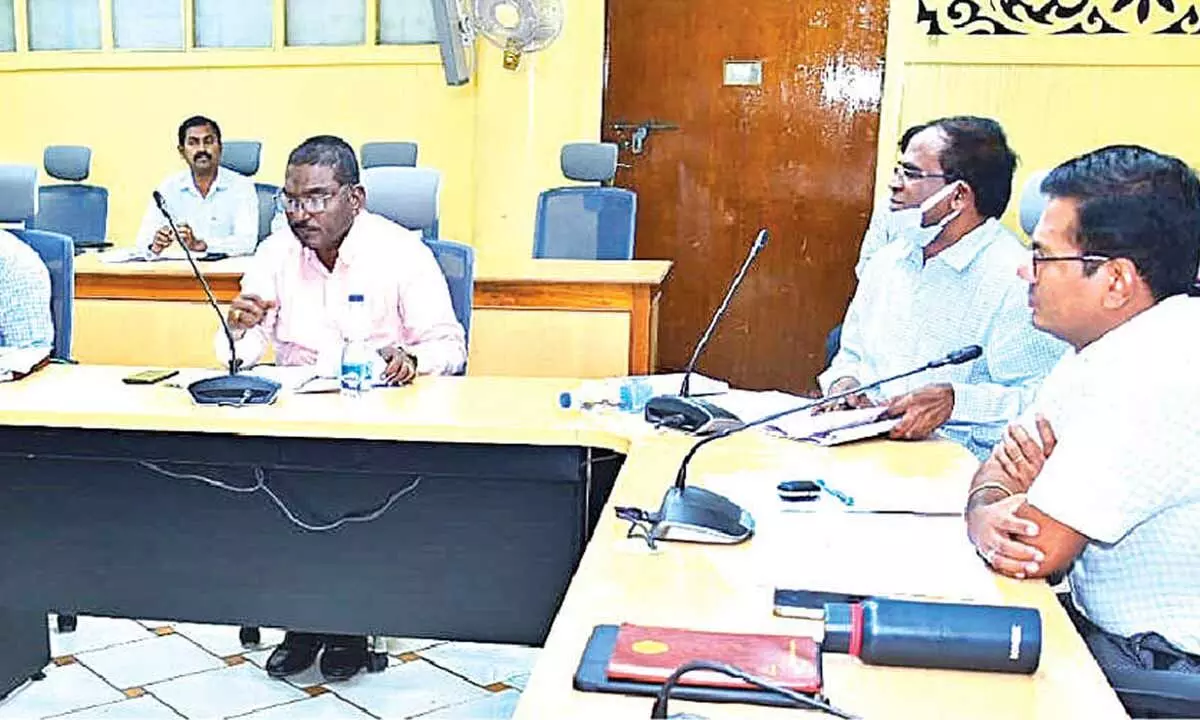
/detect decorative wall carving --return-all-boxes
[917,1,1200,35]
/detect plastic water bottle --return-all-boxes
[618,377,655,412]
[340,294,373,398]
[558,377,655,413]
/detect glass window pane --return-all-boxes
[27,0,101,51]
[113,0,182,49]
[0,0,14,51]
[195,0,272,48]
[286,0,364,46]
[379,0,436,44]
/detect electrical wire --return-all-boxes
[137,461,420,532]
[649,660,858,719]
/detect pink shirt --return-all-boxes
[220,211,466,375]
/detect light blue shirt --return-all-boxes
[136,167,258,256]
[0,229,53,349]
[820,218,1068,459]
[1024,295,1200,654]
[855,198,897,279]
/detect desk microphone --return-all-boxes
[152,191,279,406]
[617,345,982,547]
[643,228,769,434]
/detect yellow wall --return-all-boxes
[0,0,604,263]
[876,2,1200,236]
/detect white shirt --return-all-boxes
[1022,295,1200,655]
[820,218,1069,459]
[135,167,258,256]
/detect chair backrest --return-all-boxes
[34,185,109,247]
[361,141,419,169]
[12,229,74,360]
[34,146,109,247]
[533,186,637,260]
[0,164,38,224]
[1107,666,1200,718]
[361,166,440,241]
[254,182,279,243]
[1019,169,1051,238]
[561,142,618,184]
[425,239,474,358]
[221,141,262,176]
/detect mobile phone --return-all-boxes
[777,479,821,502]
[773,589,869,619]
[197,252,229,262]
[122,369,179,385]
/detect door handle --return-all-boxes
[609,120,680,155]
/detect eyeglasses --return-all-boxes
[893,164,949,182]
[1030,252,1111,277]
[276,186,347,215]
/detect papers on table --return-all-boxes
[771,512,1001,603]
[705,390,899,447]
[636,373,729,396]
[0,346,50,382]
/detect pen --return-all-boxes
[815,479,855,507]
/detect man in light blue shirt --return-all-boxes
[0,229,53,349]
[135,115,258,257]
[820,116,1067,459]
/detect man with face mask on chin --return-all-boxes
[135,115,259,258]
[819,116,1068,460]
[216,135,466,681]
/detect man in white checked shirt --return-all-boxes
[966,145,1200,697]
[0,229,53,349]
[820,116,1068,459]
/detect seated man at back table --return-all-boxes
[0,229,53,349]
[135,115,258,258]
[819,116,1068,459]
[218,135,466,681]
[966,145,1200,694]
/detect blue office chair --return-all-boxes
[426,239,475,348]
[1018,169,1050,239]
[221,140,280,244]
[0,163,74,361]
[32,145,110,251]
[361,166,441,242]
[361,141,419,169]
[533,142,637,260]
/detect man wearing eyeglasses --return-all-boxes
[135,115,259,258]
[966,145,1200,700]
[819,116,1067,460]
[216,135,466,681]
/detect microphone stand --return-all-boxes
[152,192,280,406]
[643,229,770,434]
[617,346,983,547]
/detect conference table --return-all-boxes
[71,252,672,378]
[0,365,1126,718]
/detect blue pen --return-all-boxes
[815,479,855,507]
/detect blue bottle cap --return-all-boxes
[558,391,572,409]
[348,293,365,302]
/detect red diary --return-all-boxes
[606,623,821,692]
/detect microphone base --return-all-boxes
[188,374,281,406]
[644,395,743,435]
[651,486,755,545]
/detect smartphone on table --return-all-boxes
[122,369,179,385]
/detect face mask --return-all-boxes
[892,180,964,248]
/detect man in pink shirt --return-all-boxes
[223,135,465,681]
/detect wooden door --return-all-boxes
[603,0,888,391]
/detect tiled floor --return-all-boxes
[0,615,536,719]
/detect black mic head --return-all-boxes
[152,190,166,211]
[946,345,983,365]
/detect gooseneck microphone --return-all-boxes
[616,345,982,547]
[152,191,280,406]
[643,229,770,434]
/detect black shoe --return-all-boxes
[320,634,368,682]
[265,632,323,679]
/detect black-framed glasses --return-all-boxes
[893,164,949,182]
[1030,252,1111,277]
[276,186,348,214]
